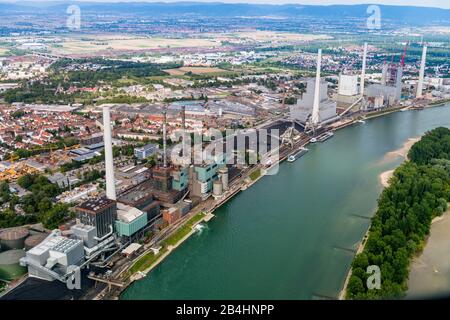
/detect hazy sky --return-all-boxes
[3,0,450,9]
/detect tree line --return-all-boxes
[347,127,450,299]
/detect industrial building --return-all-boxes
[134,143,159,160]
[338,74,359,97]
[171,166,189,192]
[0,250,26,281]
[70,142,104,162]
[335,74,361,105]
[290,79,337,124]
[19,107,125,284]
[115,203,148,238]
[0,227,29,251]
[365,45,407,108]
[16,102,231,288]
[21,232,84,282]
[290,50,337,127]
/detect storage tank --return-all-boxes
[218,167,229,191]
[0,228,29,251]
[25,233,48,250]
[213,180,223,197]
[0,250,26,281]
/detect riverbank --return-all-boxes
[339,133,421,300]
[344,126,450,299]
[407,206,450,299]
[119,102,449,300]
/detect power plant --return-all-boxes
[290,49,338,129]
[292,41,431,129]
[1,39,438,298]
[365,43,409,107]
[16,102,231,288]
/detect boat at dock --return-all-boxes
[287,147,309,163]
[315,131,334,143]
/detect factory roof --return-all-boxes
[52,238,82,254]
[134,143,158,152]
[121,243,142,256]
[86,142,104,150]
[71,224,96,232]
[73,153,100,162]
[28,235,66,256]
[118,181,153,204]
[117,202,145,223]
[76,197,116,213]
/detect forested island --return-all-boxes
[347,127,450,299]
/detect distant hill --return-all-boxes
[1,2,450,25]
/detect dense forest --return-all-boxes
[347,127,450,299]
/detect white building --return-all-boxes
[290,79,337,124]
[338,74,359,96]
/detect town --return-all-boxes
[0,1,449,302]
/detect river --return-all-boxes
[121,104,450,300]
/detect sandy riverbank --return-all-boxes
[340,136,421,299]
[378,137,420,188]
[407,208,450,299]
[382,137,420,163]
[379,170,395,188]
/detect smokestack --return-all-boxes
[360,43,368,98]
[163,107,167,168]
[103,106,116,201]
[311,49,322,126]
[381,62,388,86]
[416,45,427,98]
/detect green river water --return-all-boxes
[121,104,450,300]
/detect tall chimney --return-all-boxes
[181,105,187,158]
[416,45,427,98]
[360,43,368,98]
[103,106,116,200]
[311,49,322,126]
[163,107,167,168]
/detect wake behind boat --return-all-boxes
[287,147,309,163]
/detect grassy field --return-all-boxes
[163,212,205,247]
[50,35,219,55]
[125,247,168,279]
[1,31,331,57]
[249,168,262,181]
[124,212,206,279]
